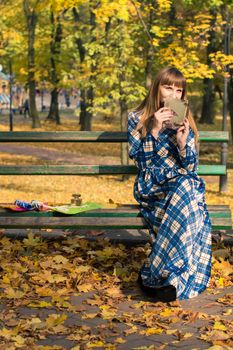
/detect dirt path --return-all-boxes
[0,144,120,164]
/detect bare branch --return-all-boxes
[130,0,153,44]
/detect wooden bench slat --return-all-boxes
[198,131,229,142]
[0,164,226,175]
[0,206,231,218]
[0,216,231,230]
[0,131,229,142]
[0,206,231,230]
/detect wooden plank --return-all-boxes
[0,131,126,142]
[0,206,231,218]
[198,131,229,142]
[0,205,231,230]
[0,164,226,175]
[0,131,229,143]
[0,215,231,230]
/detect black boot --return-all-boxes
[137,274,176,302]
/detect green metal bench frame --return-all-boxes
[0,130,231,232]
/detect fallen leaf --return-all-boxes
[200,330,230,341]
[166,329,177,335]
[53,255,69,264]
[213,321,228,331]
[77,283,93,293]
[81,313,98,319]
[160,308,174,317]
[46,314,67,328]
[105,286,124,299]
[86,341,105,348]
[4,287,25,299]
[140,327,163,336]
[115,337,126,343]
[12,335,25,346]
[223,309,232,316]
[28,301,53,308]
[99,305,117,320]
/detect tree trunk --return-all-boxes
[23,0,40,128]
[120,94,129,181]
[47,11,62,124]
[199,9,217,124]
[73,7,94,131]
[83,86,93,131]
[228,73,233,141]
[48,89,60,123]
[118,20,129,180]
[79,89,86,128]
[200,77,215,124]
[145,6,155,89]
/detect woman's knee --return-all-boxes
[169,175,194,194]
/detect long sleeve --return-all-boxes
[177,129,198,172]
[128,112,157,168]
[128,112,188,186]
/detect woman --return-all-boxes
[128,67,212,301]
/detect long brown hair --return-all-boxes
[135,67,199,143]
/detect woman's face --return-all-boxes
[159,83,183,103]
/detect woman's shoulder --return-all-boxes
[128,109,142,122]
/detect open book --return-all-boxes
[164,97,189,129]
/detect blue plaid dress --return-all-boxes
[128,111,212,300]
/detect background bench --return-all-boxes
[0,130,231,233]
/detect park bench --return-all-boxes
[0,130,231,234]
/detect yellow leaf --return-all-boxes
[0,327,19,340]
[115,338,126,343]
[218,277,225,287]
[141,327,163,336]
[35,287,54,297]
[28,301,53,308]
[71,346,81,350]
[124,326,138,336]
[169,317,180,323]
[82,313,98,319]
[86,341,105,348]
[75,266,91,274]
[183,333,193,339]
[53,255,69,264]
[23,233,41,247]
[12,335,25,346]
[46,314,67,328]
[200,330,229,341]
[2,275,10,284]
[5,287,25,299]
[213,259,233,277]
[166,329,177,335]
[213,321,227,331]
[105,286,124,298]
[223,308,232,316]
[77,283,93,293]
[160,308,174,317]
[99,305,117,320]
[132,301,147,309]
[206,346,231,350]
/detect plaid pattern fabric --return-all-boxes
[128,111,212,300]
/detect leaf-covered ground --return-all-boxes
[0,234,232,350]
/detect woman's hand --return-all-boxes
[176,118,189,150]
[151,107,173,139]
